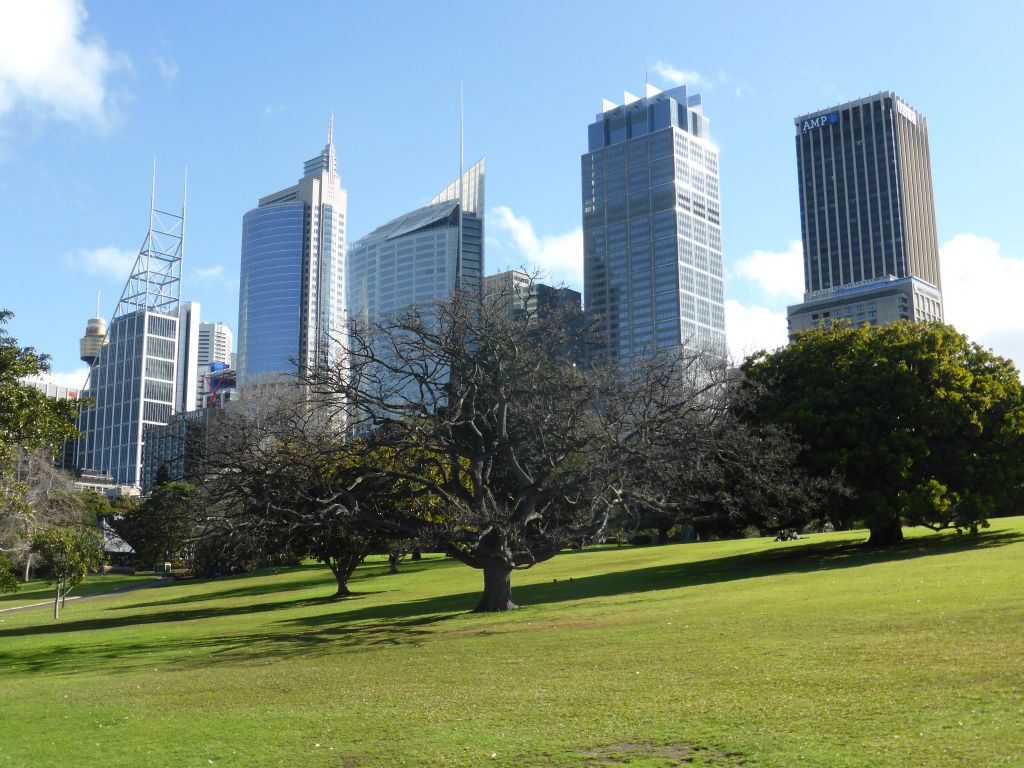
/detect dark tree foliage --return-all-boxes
[193,394,374,596]
[596,352,833,543]
[112,482,197,566]
[742,321,1024,545]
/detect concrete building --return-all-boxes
[582,84,726,366]
[141,408,212,494]
[237,120,347,388]
[788,92,943,333]
[347,158,485,322]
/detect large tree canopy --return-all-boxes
[742,321,1024,545]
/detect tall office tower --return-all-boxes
[175,300,200,413]
[196,321,233,407]
[787,92,943,333]
[78,179,186,487]
[237,120,347,388]
[346,158,485,322]
[582,84,725,367]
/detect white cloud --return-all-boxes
[66,246,136,280]
[733,240,804,303]
[725,300,788,364]
[193,265,224,282]
[492,206,583,289]
[154,55,178,87]
[941,233,1024,369]
[0,0,126,128]
[26,366,91,390]
[653,62,712,90]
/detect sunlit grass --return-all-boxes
[1,520,1021,767]
[0,572,162,610]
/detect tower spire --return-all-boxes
[328,112,334,146]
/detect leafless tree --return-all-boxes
[191,388,375,596]
[0,449,83,582]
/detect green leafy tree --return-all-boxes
[742,322,1024,545]
[30,524,103,619]
[0,310,83,587]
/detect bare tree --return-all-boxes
[307,283,754,611]
[193,389,374,596]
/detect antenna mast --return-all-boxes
[457,82,464,286]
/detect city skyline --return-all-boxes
[3,1,1023,382]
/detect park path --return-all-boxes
[0,576,173,615]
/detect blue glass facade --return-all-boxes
[236,132,348,388]
[583,86,725,365]
[237,202,304,382]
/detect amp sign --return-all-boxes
[801,111,840,133]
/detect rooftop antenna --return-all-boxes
[181,165,188,278]
[95,290,101,318]
[328,112,334,145]
[457,82,464,286]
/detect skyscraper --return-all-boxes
[237,121,347,388]
[346,158,484,322]
[175,300,200,413]
[582,84,726,367]
[77,179,186,487]
[196,321,233,407]
[787,92,943,332]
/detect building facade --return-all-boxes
[77,183,186,488]
[788,92,943,333]
[582,84,726,366]
[347,158,485,323]
[237,123,347,388]
[197,321,233,407]
[175,300,200,413]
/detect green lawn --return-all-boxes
[1,520,1022,767]
[0,572,163,610]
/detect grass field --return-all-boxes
[0,572,163,611]
[1,520,1022,767]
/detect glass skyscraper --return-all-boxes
[347,159,484,322]
[787,92,943,333]
[582,84,726,366]
[237,123,347,387]
[78,185,186,488]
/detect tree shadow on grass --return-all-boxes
[283,527,1024,631]
[2,527,1020,675]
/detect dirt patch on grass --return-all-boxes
[577,741,746,766]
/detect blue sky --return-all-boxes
[2,0,1023,384]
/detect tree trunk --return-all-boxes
[23,555,32,583]
[53,586,60,621]
[473,565,517,612]
[324,549,364,599]
[411,548,422,561]
[388,553,400,574]
[867,517,905,546]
